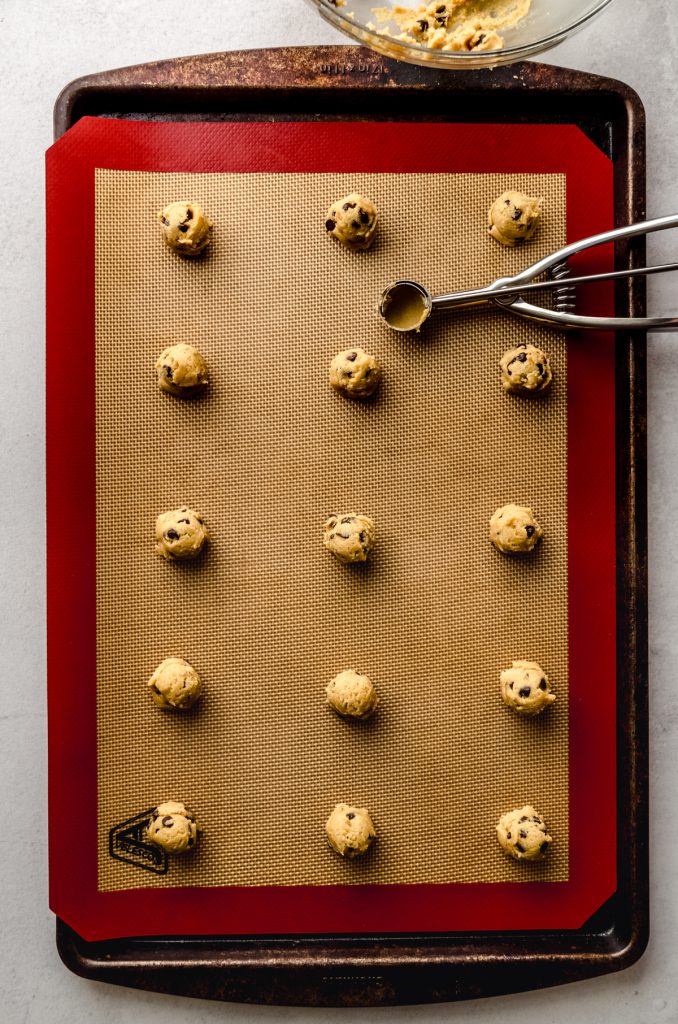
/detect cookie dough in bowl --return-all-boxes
[323,513,375,562]
[158,201,212,256]
[325,193,379,250]
[500,660,555,716]
[326,669,379,719]
[148,657,203,710]
[489,190,542,246]
[326,802,376,858]
[500,343,552,394]
[155,506,208,561]
[329,347,381,397]
[490,504,542,554]
[146,801,199,854]
[496,805,552,861]
[155,343,209,397]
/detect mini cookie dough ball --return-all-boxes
[146,801,198,854]
[323,513,375,563]
[500,343,552,394]
[490,504,542,555]
[155,344,208,397]
[326,669,379,720]
[329,347,381,398]
[488,191,542,246]
[155,506,208,561]
[500,660,555,717]
[148,657,203,710]
[496,805,552,861]
[326,802,376,858]
[158,201,212,256]
[325,193,378,250]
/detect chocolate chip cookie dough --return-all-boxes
[496,805,552,861]
[490,504,542,554]
[500,343,552,394]
[329,347,381,397]
[155,506,208,561]
[146,801,199,854]
[323,513,376,563]
[326,669,379,719]
[488,190,542,246]
[500,660,555,716]
[326,803,376,858]
[148,657,203,710]
[155,343,209,397]
[325,193,379,250]
[369,1,531,53]
[158,201,212,256]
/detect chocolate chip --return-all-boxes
[519,816,528,822]
[517,351,527,363]
[509,681,514,689]
[525,525,535,538]
[506,831,511,839]
[359,531,366,543]
[178,519,190,524]
[185,208,193,221]
[504,198,511,205]
[532,816,541,824]
[343,202,357,211]
[346,812,355,820]
[436,4,446,10]
[346,352,358,362]
[540,840,550,854]
[539,678,547,690]
[161,216,169,226]
[416,18,429,31]
[519,686,531,698]
[325,219,336,232]
[162,816,173,827]
[537,363,544,375]
[164,365,173,379]
[343,370,353,377]
[512,208,523,221]
[359,209,369,224]
[336,532,350,540]
[515,842,525,853]
[178,224,189,233]
[519,829,527,839]
[352,220,360,229]
[436,16,447,25]
[475,33,486,45]
[166,529,179,541]
[341,516,355,523]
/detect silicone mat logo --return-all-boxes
[108,809,168,874]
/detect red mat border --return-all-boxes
[46,119,616,942]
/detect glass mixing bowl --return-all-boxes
[305,0,615,69]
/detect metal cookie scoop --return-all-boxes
[379,214,678,332]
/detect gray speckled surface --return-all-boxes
[1,0,676,1019]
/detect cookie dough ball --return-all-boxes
[323,513,375,563]
[500,343,552,394]
[488,191,541,246]
[148,657,203,710]
[326,669,379,720]
[155,344,208,397]
[490,504,542,555]
[329,347,381,398]
[500,660,555,716]
[146,801,198,854]
[496,805,552,861]
[326,803,376,858]
[325,193,378,250]
[155,506,208,561]
[158,201,212,256]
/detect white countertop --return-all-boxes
[2,0,676,1020]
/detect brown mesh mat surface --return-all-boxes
[95,169,568,891]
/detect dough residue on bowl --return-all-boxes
[368,0,532,52]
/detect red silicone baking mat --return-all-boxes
[47,117,615,942]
